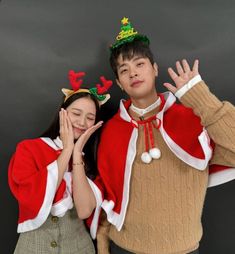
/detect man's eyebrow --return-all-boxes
[117,63,127,69]
[117,56,145,69]
[132,56,145,61]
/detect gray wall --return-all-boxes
[1,0,235,253]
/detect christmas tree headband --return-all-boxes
[62,70,112,105]
[110,17,150,51]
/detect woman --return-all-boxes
[8,70,112,254]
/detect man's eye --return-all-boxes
[137,62,144,67]
[120,69,127,74]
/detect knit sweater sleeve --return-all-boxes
[96,211,111,254]
[179,81,235,167]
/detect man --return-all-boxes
[88,17,235,254]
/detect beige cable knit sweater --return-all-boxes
[97,81,235,254]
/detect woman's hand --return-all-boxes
[73,121,103,155]
[163,59,199,94]
[59,108,74,151]
[72,121,103,219]
[56,109,74,189]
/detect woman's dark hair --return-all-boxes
[41,92,101,180]
[110,39,155,78]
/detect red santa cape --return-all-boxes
[8,137,73,233]
[87,91,235,239]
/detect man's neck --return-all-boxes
[131,92,159,109]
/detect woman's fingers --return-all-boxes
[74,121,103,152]
[93,121,103,130]
[59,109,64,133]
[84,121,103,138]
[60,109,74,146]
[63,109,69,132]
[66,112,72,131]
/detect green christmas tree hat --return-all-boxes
[110,17,150,51]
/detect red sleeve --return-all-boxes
[8,140,58,224]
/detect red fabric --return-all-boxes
[148,122,154,149]
[87,93,234,231]
[97,107,135,214]
[8,138,64,224]
[86,174,106,228]
[94,94,210,216]
[209,164,231,174]
[137,115,158,151]
[86,212,93,228]
[162,98,207,159]
[144,123,149,151]
[53,180,66,203]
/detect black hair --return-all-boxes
[41,92,101,180]
[110,39,155,78]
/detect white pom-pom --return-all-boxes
[149,148,161,159]
[141,152,152,164]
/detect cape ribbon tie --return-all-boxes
[136,115,161,164]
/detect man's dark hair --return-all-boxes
[110,39,155,78]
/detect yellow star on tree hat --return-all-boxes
[110,17,150,51]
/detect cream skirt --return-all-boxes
[14,208,95,254]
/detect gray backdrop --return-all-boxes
[1,0,235,253]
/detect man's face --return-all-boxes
[116,54,158,100]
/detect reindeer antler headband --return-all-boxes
[62,70,112,105]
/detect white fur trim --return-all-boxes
[102,128,138,231]
[208,168,235,187]
[159,125,212,170]
[17,160,58,233]
[175,75,202,99]
[41,137,62,150]
[120,99,132,122]
[41,137,73,216]
[159,92,176,111]
[53,136,63,148]
[87,178,103,239]
[130,97,161,116]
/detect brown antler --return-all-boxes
[96,76,113,94]
[68,70,85,91]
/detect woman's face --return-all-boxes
[66,96,96,139]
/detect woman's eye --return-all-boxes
[73,112,80,116]
[137,62,144,67]
[87,118,95,121]
[120,69,127,74]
